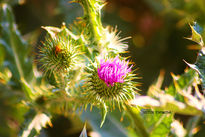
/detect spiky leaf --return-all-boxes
[141,108,173,137]
[19,111,51,137]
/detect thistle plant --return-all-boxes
[37,0,140,127]
[1,0,205,137]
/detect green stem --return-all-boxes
[125,104,150,137]
[80,0,103,49]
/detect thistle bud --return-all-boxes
[39,27,81,75]
[38,26,83,90]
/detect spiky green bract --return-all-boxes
[84,58,139,110]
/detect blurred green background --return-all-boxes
[1,0,205,136]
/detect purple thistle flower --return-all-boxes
[97,57,132,87]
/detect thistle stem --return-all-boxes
[80,0,103,49]
[125,104,150,137]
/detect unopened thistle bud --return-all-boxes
[85,56,139,109]
[39,27,81,75]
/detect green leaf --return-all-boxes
[166,69,196,102]
[141,108,173,137]
[41,26,61,39]
[148,69,196,103]
[42,25,79,40]
[186,24,204,46]
[0,3,34,83]
[125,104,149,137]
[20,78,35,101]
[131,95,203,116]
[186,61,205,90]
[195,52,205,90]
[19,111,51,137]
[185,23,205,91]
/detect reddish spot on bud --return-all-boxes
[54,45,62,56]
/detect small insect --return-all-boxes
[54,44,62,56]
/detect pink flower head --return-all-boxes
[97,57,132,87]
